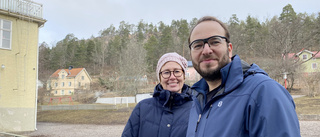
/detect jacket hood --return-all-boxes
[153,84,192,108]
[192,55,268,95]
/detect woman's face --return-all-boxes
[159,62,185,93]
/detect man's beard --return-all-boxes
[192,51,230,82]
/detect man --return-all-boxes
[186,16,300,137]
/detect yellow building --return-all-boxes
[0,0,46,132]
[47,67,92,96]
[294,50,320,74]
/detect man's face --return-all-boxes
[189,21,233,81]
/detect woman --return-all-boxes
[122,52,193,137]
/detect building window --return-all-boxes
[302,54,307,60]
[69,82,72,86]
[69,90,72,94]
[61,90,64,95]
[312,63,317,69]
[55,90,57,94]
[55,82,58,87]
[82,76,84,80]
[0,19,12,49]
[79,82,81,87]
[62,75,65,79]
[62,82,64,87]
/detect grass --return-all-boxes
[36,95,320,125]
[37,109,132,125]
[294,95,320,115]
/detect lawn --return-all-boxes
[36,95,320,125]
[294,95,320,115]
[37,108,132,125]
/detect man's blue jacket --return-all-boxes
[122,84,193,137]
[187,55,300,137]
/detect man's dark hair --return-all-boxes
[188,16,230,44]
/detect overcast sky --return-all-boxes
[32,0,320,46]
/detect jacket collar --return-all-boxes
[153,84,192,108]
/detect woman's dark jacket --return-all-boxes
[122,84,193,137]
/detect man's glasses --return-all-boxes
[189,35,229,51]
[160,69,183,79]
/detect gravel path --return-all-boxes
[18,121,320,137]
[21,122,125,137]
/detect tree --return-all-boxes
[159,23,173,53]
[37,9,320,95]
[137,20,147,43]
[301,72,320,97]
[72,39,87,67]
[38,42,52,83]
[86,39,95,66]
[97,25,116,75]
[279,4,297,22]
[64,34,79,66]
[174,19,190,58]
[228,14,246,57]
[144,35,159,74]
[244,15,263,57]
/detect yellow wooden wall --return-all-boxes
[0,14,39,132]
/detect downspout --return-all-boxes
[14,52,20,90]
[24,17,30,92]
[35,39,39,131]
[34,22,44,131]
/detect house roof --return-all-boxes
[50,68,85,78]
[299,51,320,58]
[287,50,320,59]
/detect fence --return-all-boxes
[38,93,153,111]
[0,0,43,19]
[38,104,117,111]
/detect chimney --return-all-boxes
[68,66,73,75]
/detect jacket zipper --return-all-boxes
[206,104,213,118]
[195,104,213,132]
[195,114,201,132]
[195,95,219,132]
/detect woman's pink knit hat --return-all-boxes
[156,52,188,81]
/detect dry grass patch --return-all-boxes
[37,108,133,125]
[294,95,320,115]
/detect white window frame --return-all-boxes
[62,82,64,87]
[68,82,72,86]
[82,76,84,80]
[61,90,64,95]
[312,63,317,69]
[0,19,12,50]
[302,54,307,60]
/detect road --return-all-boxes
[19,120,320,137]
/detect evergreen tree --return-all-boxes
[144,35,159,73]
[279,4,297,22]
[72,40,87,67]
